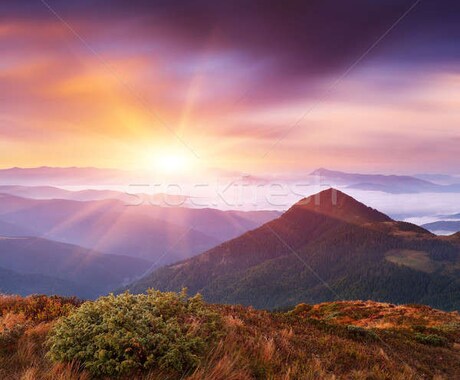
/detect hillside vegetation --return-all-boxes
[1,291,460,379]
[130,189,460,310]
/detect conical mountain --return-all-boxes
[283,188,392,224]
[129,189,460,311]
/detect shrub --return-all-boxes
[47,289,222,377]
[290,303,313,315]
[0,294,81,322]
[22,295,81,322]
[414,333,448,347]
[0,316,27,354]
[346,325,378,341]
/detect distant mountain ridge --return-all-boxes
[0,185,142,203]
[4,166,460,194]
[0,192,279,267]
[0,266,91,297]
[0,185,194,206]
[0,219,33,237]
[422,221,460,235]
[129,189,460,310]
[310,168,460,193]
[0,189,279,298]
[439,212,460,220]
[0,236,150,298]
[0,166,130,185]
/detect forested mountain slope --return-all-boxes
[130,189,460,310]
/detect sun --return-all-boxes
[139,146,199,175]
[141,150,191,174]
[156,153,188,172]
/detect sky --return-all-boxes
[1,0,459,176]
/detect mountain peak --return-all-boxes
[287,188,392,224]
[310,167,334,175]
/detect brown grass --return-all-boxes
[0,295,459,379]
[308,300,460,330]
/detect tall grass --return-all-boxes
[0,295,459,379]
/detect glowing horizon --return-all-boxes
[1,1,459,176]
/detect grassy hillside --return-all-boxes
[0,291,459,379]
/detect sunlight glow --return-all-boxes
[148,151,190,174]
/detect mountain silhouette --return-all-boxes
[310,168,460,193]
[129,189,460,311]
[283,188,392,224]
[0,236,150,298]
[0,193,278,264]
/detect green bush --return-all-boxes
[290,303,313,315]
[346,325,378,341]
[47,289,222,377]
[414,333,448,347]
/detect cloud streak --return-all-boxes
[0,1,459,173]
